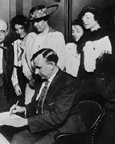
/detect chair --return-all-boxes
[54,94,106,144]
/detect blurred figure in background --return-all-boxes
[65,19,85,77]
[0,19,14,112]
[11,15,30,106]
[22,4,66,104]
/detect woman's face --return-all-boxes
[14,24,27,39]
[72,25,84,42]
[33,20,47,34]
[82,12,97,30]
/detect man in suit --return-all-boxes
[0,19,14,112]
[2,48,85,144]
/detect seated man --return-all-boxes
[2,49,85,144]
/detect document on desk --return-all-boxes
[0,133,10,144]
[0,111,22,126]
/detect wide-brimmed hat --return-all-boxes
[29,4,58,21]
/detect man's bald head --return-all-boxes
[0,19,8,31]
[0,19,8,44]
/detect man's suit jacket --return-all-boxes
[3,43,14,102]
[26,69,86,135]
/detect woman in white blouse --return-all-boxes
[11,15,30,106]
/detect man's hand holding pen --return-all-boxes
[1,101,28,127]
[10,101,26,115]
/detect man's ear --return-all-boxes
[5,29,9,36]
[50,65,54,70]
[50,62,55,70]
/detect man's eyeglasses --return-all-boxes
[0,30,6,35]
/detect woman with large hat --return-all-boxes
[22,4,66,104]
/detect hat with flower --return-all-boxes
[29,4,58,21]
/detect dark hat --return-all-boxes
[72,19,83,26]
[78,5,102,20]
[29,4,58,21]
[72,19,85,31]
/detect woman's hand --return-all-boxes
[28,75,36,89]
[14,84,22,96]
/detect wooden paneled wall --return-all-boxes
[0,0,114,43]
[72,0,114,21]
[0,0,67,42]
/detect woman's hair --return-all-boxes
[11,15,30,31]
[71,19,85,43]
[72,19,85,31]
[78,5,102,25]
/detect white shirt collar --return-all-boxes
[47,68,59,85]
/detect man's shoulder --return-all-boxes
[64,71,77,83]
[57,70,77,84]
[4,42,13,50]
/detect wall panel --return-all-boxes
[0,0,114,43]
[10,0,16,20]
[23,0,32,16]
[16,0,23,15]
[72,0,113,21]
[0,0,10,24]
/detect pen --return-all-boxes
[15,100,19,106]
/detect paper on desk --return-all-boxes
[0,133,10,144]
[0,111,22,126]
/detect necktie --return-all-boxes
[37,80,49,114]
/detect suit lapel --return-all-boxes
[31,70,63,103]
[31,81,42,102]
[45,69,63,102]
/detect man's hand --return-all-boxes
[10,104,26,115]
[1,117,28,127]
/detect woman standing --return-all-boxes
[78,5,115,144]
[11,15,30,106]
[65,19,85,77]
